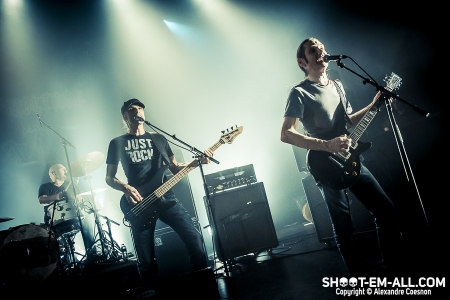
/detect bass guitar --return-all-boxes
[306,72,402,190]
[120,126,243,227]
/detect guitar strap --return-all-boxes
[148,132,171,166]
[331,79,353,127]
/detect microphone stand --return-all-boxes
[334,59,430,226]
[37,114,89,271]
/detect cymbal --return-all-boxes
[71,151,105,177]
[78,188,108,196]
[0,217,14,223]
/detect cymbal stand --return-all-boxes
[82,173,108,258]
[97,213,122,260]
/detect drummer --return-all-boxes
[38,164,95,253]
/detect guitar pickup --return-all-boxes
[328,156,344,169]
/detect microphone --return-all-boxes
[323,55,348,62]
[134,115,145,122]
[36,114,42,127]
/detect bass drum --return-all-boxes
[0,224,58,285]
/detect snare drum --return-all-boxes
[0,224,58,284]
[47,200,81,233]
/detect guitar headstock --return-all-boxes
[383,72,402,92]
[220,126,243,144]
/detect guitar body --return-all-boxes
[120,165,177,228]
[306,140,372,190]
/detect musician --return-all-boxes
[105,98,213,281]
[38,164,95,254]
[280,37,402,276]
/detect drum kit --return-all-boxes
[0,151,126,286]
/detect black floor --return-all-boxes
[1,222,446,299]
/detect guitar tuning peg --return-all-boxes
[221,130,225,134]
[230,126,234,130]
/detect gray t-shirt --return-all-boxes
[284,79,352,139]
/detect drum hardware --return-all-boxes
[70,152,123,264]
[0,217,14,223]
[83,210,123,265]
[78,187,108,196]
[47,197,85,275]
[46,198,81,232]
[70,152,109,256]
[57,230,81,273]
[37,115,96,274]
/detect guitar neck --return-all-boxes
[348,102,380,143]
[154,160,198,198]
[153,140,224,198]
[348,87,394,143]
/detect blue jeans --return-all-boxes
[317,164,401,276]
[131,199,207,280]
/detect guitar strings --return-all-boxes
[128,164,198,217]
[127,139,226,218]
[335,79,398,163]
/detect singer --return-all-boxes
[105,98,214,282]
[280,37,404,277]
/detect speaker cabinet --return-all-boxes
[151,148,206,277]
[205,182,278,262]
[153,227,193,278]
[302,175,375,242]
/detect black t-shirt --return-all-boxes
[106,132,175,196]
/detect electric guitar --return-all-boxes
[120,126,243,227]
[306,72,402,190]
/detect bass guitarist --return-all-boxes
[105,98,213,282]
[280,37,402,277]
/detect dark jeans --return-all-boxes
[131,200,207,280]
[317,164,402,276]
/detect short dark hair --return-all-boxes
[296,37,319,76]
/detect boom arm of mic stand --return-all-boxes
[141,119,220,164]
[335,61,429,117]
[37,114,77,150]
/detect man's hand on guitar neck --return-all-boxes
[324,134,352,154]
[201,148,214,164]
[169,148,215,174]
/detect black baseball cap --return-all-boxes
[121,98,145,115]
